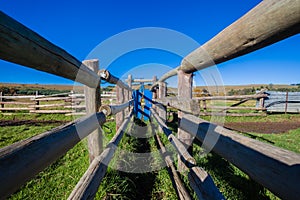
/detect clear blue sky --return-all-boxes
[0,0,299,86]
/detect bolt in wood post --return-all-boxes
[177,70,193,172]
[116,85,124,131]
[83,59,102,163]
[158,82,167,132]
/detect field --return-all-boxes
[1,111,299,199]
[1,83,299,199]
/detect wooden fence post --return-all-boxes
[158,82,166,132]
[177,70,193,171]
[83,59,102,163]
[116,85,124,131]
[127,74,132,113]
[152,76,157,112]
[0,92,3,108]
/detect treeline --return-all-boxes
[0,86,70,95]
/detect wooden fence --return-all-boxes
[0,0,300,199]
[0,92,116,115]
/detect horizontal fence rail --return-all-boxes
[179,114,300,199]
[0,112,106,198]
[156,0,300,83]
[0,12,100,88]
[99,100,133,116]
[98,70,132,91]
[68,111,133,200]
[151,108,224,199]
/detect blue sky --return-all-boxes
[0,0,299,86]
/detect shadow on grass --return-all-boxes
[112,120,157,200]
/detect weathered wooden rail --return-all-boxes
[0,0,299,199]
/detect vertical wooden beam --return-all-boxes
[158,82,167,132]
[177,70,193,172]
[127,74,132,113]
[0,92,3,108]
[83,59,102,163]
[152,76,158,113]
[116,86,124,131]
[35,100,40,111]
[285,91,289,114]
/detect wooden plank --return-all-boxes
[180,114,300,200]
[99,100,133,116]
[83,59,102,163]
[30,103,66,108]
[0,95,40,99]
[65,112,86,116]
[188,166,224,200]
[0,12,99,88]
[151,108,196,168]
[29,110,74,114]
[154,129,192,200]
[0,112,106,198]
[155,98,200,115]
[177,70,193,172]
[179,0,300,73]
[98,70,132,91]
[199,112,266,117]
[68,112,132,200]
[0,107,32,111]
[193,94,268,101]
[206,106,266,111]
[32,97,72,101]
[0,101,33,105]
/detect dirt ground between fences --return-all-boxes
[224,121,300,134]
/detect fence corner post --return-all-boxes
[83,59,102,163]
[177,70,193,172]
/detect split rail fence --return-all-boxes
[0,0,300,199]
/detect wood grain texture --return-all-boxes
[0,112,106,198]
[0,12,99,88]
[155,98,200,115]
[188,167,224,200]
[84,60,102,163]
[151,108,196,168]
[180,114,300,199]
[154,130,192,200]
[177,70,193,172]
[116,85,125,131]
[68,112,132,200]
[180,0,300,73]
[157,82,167,132]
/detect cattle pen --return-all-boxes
[0,0,300,199]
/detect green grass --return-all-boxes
[246,128,300,153]
[1,113,299,199]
